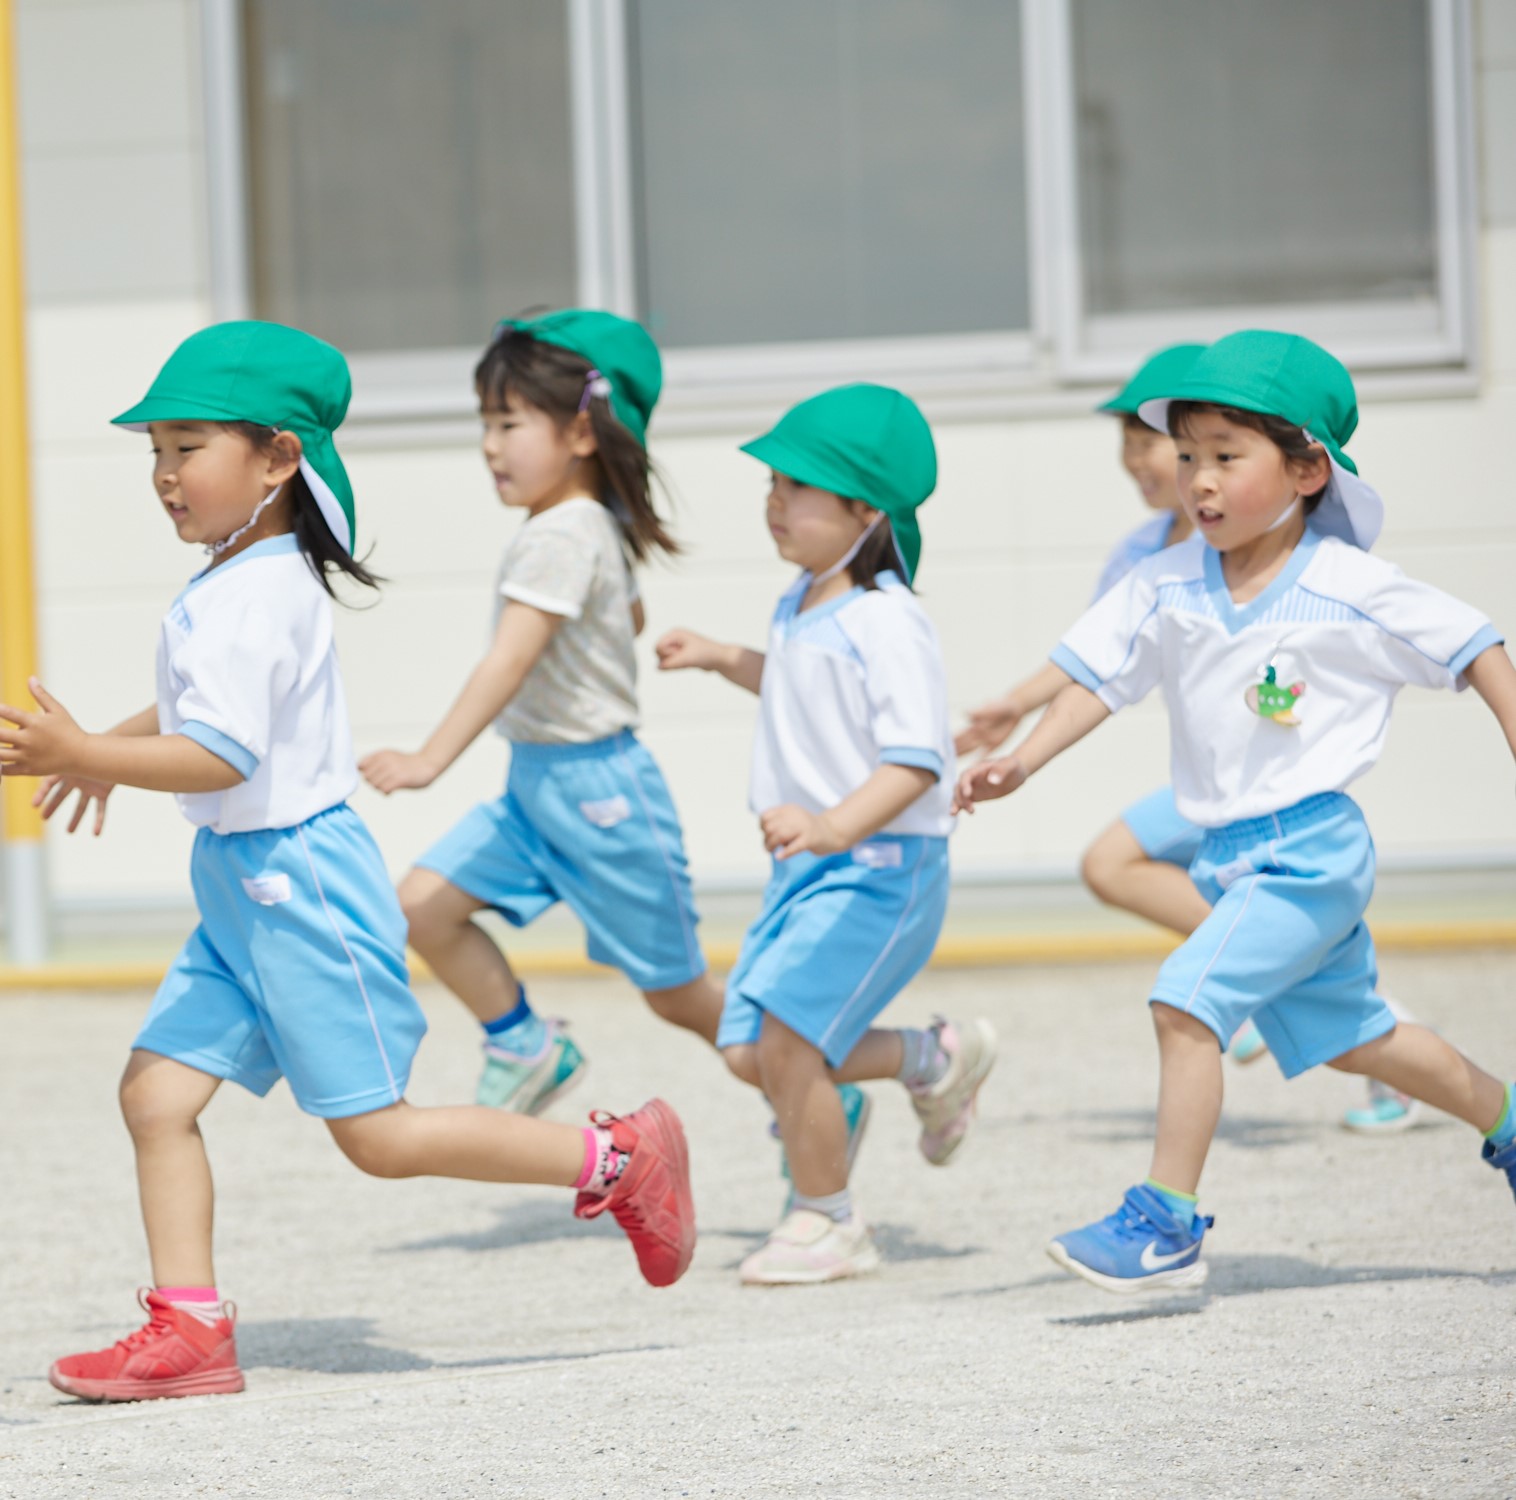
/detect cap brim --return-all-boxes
[112,396,252,430]
[739,432,856,501]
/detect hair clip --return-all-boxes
[579,369,612,413]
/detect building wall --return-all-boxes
[11,0,1516,909]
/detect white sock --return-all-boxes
[792,1188,853,1224]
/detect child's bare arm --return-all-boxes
[655,628,765,695]
[360,602,560,794]
[1465,644,1516,763]
[30,702,161,834]
[954,681,1110,813]
[956,661,1072,756]
[759,763,936,861]
[0,681,241,794]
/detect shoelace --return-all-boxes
[115,1301,175,1355]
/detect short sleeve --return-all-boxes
[500,509,601,619]
[1357,565,1503,692]
[1054,562,1164,713]
[858,595,950,781]
[170,598,300,777]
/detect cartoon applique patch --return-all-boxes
[1245,663,1305,726]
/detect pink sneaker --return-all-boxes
[910,1017,998,1165]
[49,1290,244,1402]
[573,1099,695,1287]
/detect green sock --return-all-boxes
[1483,1083,1516,1146]
[1144,1177,1199,1230]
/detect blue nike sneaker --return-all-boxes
[1482,1136,1516,1206]
[777,1084,872,1211]
[1047,1184,1212,1295]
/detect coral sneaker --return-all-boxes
[573,1099,695,1288]
[49,1289,244,1402]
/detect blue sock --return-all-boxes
[482,989,547,1058]
[1144,1177,1199,1235]
[1484,1082,1516,1147]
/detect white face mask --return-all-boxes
[206,483,283,556]
[810,512,884,586]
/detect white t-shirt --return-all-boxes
[155,534,358,834]
[1053,527,1503,828]
[750,572,954,839]
[493,497,640,745]
[1091,512,1176,604]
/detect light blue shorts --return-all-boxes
[1149,792,1396,1078]
[416,731,705,992]
[136,804,428,1119]
[1121,785,1205,868]
[718,836,949,1068]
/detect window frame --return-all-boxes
[199,0,1480,435]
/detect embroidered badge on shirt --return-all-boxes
[1245,664,1306,726]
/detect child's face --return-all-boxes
[149,421,285,547]
[1174,411,1327,550]
[1120,418,1181,511]
[765,472,874,575]
[479,389,595,512]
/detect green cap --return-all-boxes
[113,321,357,553]
[740,383,937,582]
[499,309,662,449]
[1137,329,1383,550]
[1098,342,1207,415]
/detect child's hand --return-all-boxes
[953,755,1027,815]
[655,628,721,673]
[33,774,116,835]
[0,680,87,778]
[955,693,1022,757]
[760,803,845,860]
[359,749,441,795]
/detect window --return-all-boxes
[205,0,1476,419]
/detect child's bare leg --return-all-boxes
[1082,820,1210,936]
[726,1031,903,1087]
[1147,1002,1224,1195]
[642,972,724,1046]
[326,1101,585,1184]
[120,1050,223,1287]
[400,868,518,1024]
[757,1016,847,1198]
[1327,1023,1507,1129]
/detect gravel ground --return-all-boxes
[2,951,1514,1499]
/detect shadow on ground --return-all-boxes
[383,1197,618,1255]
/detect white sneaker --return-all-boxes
[910,1017,998,1165]
[739,1210,881,1286]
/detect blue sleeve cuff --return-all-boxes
[1449,623,1505,680]
[1050,643,1102,693]
[880,746,945,779]
[179,720,258,780]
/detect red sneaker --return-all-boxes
[573,1098,695,1287]
[49,1289,244,1402]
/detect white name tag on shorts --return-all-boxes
[241,873,292,906]
[852,841,903,870]
[578,795,632,829]
[1212,855,1255,892]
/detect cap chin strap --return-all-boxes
[811,513,883,586]
[205,484,283,556]
[1264,495,1302,534]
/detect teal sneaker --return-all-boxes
[1229,1019,1268,1065]
[777,1084,873,1211]
[1342,1079,1423,1134]
[476,1020,586,1114]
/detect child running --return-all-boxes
[955,330,1516,1294]
[959,342,1422,1133]
[657,385,996,1285]
[359,311,727,1111]
[0,321,693,1402]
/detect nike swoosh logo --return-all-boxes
[1139,1240,1196,1271]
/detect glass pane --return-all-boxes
[1071,0,1437,316]
[629,0,1028,348]
[243,0,577,355]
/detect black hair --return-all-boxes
[225,422,384,597]
[1168,402,1330,513]
[474,325,680,563]
[846,509,909,591]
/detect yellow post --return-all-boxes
[0,0,49,964]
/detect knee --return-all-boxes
[328,1115,413,1179]
[723,1044,761,1087]
[1326,1037,1384,1075]
[1151,1001,1218,1047]
[398,873,453,952]
[757,1022,820,1086]
[1080,834,1128,905]
[119,1074,196,1144]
